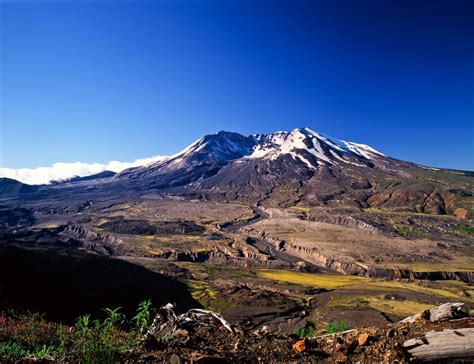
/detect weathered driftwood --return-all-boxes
[429,302,469,322]
[147,303,234,340]
[399,302,469,324]
[403,328,474,362]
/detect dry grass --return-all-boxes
[258,270,472,302]
[329,295,435,317]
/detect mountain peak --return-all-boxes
[247,126,385,168]
[116,126,388,182]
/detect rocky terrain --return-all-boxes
[127,302,473,363]
[0,127,473,361]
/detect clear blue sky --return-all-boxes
[1,0,473,170]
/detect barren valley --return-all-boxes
[0,128,473,361]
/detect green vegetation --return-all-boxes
[294,321,316,338]
[0,341,29,359]
[395,226,427,237]
[453,226,474,234]
[132,299,153,334]
[326,321,347,334]
[0,300,154,362]
[293,320,347,338]
[258,270,473,303]
[187,280,232,312]
[328,295,434,317]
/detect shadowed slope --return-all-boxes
[0,244,200,323]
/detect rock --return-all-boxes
[293,338,317,353]
[335,338,353,354]
[386,328,395,338]
[429,302,469,322]
[453,208,468,219]
[335,352,348,362]
[383,350,397,361]
[382,293,406,301]
[358,333,370,346]
[292,339,306,352]
[175,329,189,337]
[253,325,269,337]
[233,339,240,352]
[170,354,182,364]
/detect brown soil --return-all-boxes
[126,317,474,363]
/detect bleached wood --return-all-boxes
[405,328,474,362]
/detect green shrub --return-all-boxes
[396,227,427,237]
[326,320,347,334]
[454,226,474,234]
[0,341,28,359]
[132,299,153,334]
[0,300,154,362]
[294,321,315,339]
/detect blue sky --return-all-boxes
[1,0,473,172]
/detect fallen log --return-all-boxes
[429,302,469,322]
[403,328,474,362]
[399,302,469,324]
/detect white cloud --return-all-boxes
[0,155,166,185]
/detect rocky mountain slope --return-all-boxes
[0,178,37,197]
[114,127,473,217]
[2,127,473,217]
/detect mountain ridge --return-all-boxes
[1,127,472,218]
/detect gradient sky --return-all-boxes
[1,0,473,171]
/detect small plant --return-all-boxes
[294,321,316,339]
[102,307,125,330]
[132,299,153,334]
[0,300,155,362]
[164,334,175,342]
[76,314,91,332]
[0,341,28,359]
[55,325,69,359]
[33,344,54,360]
[454,226,474,234]
[396,227,427,237]
[327,320,347,334]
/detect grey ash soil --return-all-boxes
[0,191,473,334]
[0,129,473,358]
[100,217,205,236]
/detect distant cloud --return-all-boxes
[0,155,166,185]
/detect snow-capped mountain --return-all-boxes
[111,127,404,204]
[3,127,471,216]
[115,131,257,185]
[249,127,385,167]
[116,127,387,181]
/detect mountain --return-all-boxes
[112,127,472,216]
[0,178,37,196]
[51,170,116,184]
[2,127,472,217]
[0,126,472,354]
[115,131,257,188]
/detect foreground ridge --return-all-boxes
[126,302,473,363]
